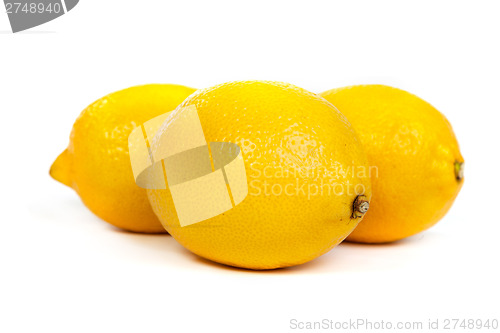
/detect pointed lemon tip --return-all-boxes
[50,149,73,188]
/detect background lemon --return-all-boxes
[50,84,196,233]
[321,85,464,243]
[147,81,372,269]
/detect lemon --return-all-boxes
[321,85,464,243]
[50,84,196,233]
[147,81,372,269]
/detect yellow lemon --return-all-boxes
[50,84,196,233]
[147,81,372,269]
[321,85,464,243]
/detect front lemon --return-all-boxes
[147,81,372,269]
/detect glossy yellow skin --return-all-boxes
[50,84,196,233]
[148,81,372,269]
[321,85,464,243]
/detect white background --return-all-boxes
[1,1,499,332]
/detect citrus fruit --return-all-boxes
[50,84,196,233]
[146,81,372,269]
[321,84,464,243]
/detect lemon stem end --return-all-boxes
[352,195,369,219]
[455,161,464,181]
